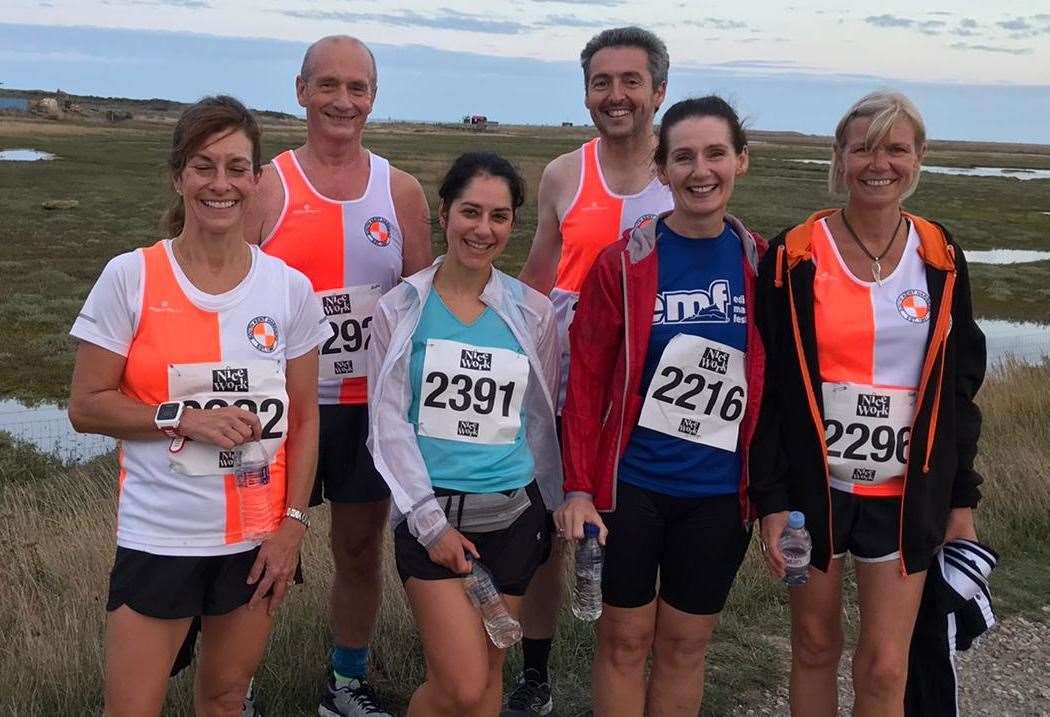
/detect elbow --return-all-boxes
[67,398,91,434]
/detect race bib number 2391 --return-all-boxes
[417,339,529,445]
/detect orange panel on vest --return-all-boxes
[121,242,222,405]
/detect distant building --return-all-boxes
[0,97,29,112]
[562,122,573,127]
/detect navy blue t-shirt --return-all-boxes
[618,219,747,497]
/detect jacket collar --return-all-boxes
[625,210,761,272]
[783,209,956,272]
[401,255,512,311]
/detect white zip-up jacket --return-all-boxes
[367,257,564,549]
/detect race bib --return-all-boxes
[637,334,747,451]
[822,382,916,488]
[417,339,530,445]
[317,284,382,380]
[167,360,288,476]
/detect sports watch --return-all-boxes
[154,401,184,438]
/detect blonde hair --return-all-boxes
[828,91,927,200]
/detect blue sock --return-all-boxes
[332,645,369,683]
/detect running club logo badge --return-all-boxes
[364,216,393,247]
[246,316,279,353]
[621,213,657,242]
[896,289,931,323]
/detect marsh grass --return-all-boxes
[2,362,1048,715]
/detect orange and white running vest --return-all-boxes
[73,242,324,555]
[552,138,673,409]
[263,149,404,405]
[813,219,930,497]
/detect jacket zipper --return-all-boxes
[783,252,835,570]
[609,251,632,512]
[895,261,957,575]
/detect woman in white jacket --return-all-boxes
[367,152,562,716]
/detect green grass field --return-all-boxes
[1,116,1049,715]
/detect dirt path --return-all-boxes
[730,608,1050,716]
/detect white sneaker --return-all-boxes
[318,676,392,717]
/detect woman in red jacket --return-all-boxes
[555,96,766,716]
[751,91,985,717]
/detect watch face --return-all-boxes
[157,403,181,421]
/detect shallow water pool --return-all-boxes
[787,159,1050,180]
[0,148,56,161]
[965,250,1050,264]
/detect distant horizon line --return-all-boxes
[6,85,1050,151]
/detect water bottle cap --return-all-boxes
[583,523,600,538]
[788,511,805,529]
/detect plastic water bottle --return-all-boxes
[572,523,603,621]
[463,556,522,648]
[779,511,812,586]
[234,440,274,541]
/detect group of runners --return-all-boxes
[67,24,986,717]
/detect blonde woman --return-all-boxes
[751,91,986,717]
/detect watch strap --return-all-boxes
[284,507,310,529]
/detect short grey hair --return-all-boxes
[580,27,669,89]
[300,35,378,96]
[829,90,927,199]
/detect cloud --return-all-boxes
[917,20,946,35]
[526,0,624,4]
[960,18,978,28]
[949,42,1032,55]
[864,14,913,28]
[534,14,605,28]
[105,0,211,6]
[997,18,1031,31]
[278,8,529,35]
[679,17,748,30]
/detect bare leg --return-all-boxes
[519,538,567,641]
[404,578,515,717]
[103,606,192,717]
[646,599,719,716]
[194,604,274,717]
[330,499,390,653]
[592,601,657,717]
[789,557,845,717]
[851,559,926,717]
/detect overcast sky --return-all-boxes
[3,1,1049,142]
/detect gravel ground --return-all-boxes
[729,607,1050,716]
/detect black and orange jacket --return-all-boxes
[749,210,986,575]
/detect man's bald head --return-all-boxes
[300,35,378,96]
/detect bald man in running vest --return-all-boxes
[507,26,673,717]
[245,35,431,717]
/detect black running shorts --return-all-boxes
[106,545,304,619]
[311,404,390,505]
[830,489,902,563]
[601,482,750,616]
[394,481,551,597]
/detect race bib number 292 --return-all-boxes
[317,284,381,380]
[417,339,530,445]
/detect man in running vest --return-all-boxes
[245,35,432,717]
[508,26,673,717]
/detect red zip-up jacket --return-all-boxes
[561,212,767,522]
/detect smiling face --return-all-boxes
[440,173,515,273]
[296,38,375,142]
[174,129,257,236]
[658,115,749,231]
[584,46,666,140]
[837,116,924,208]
